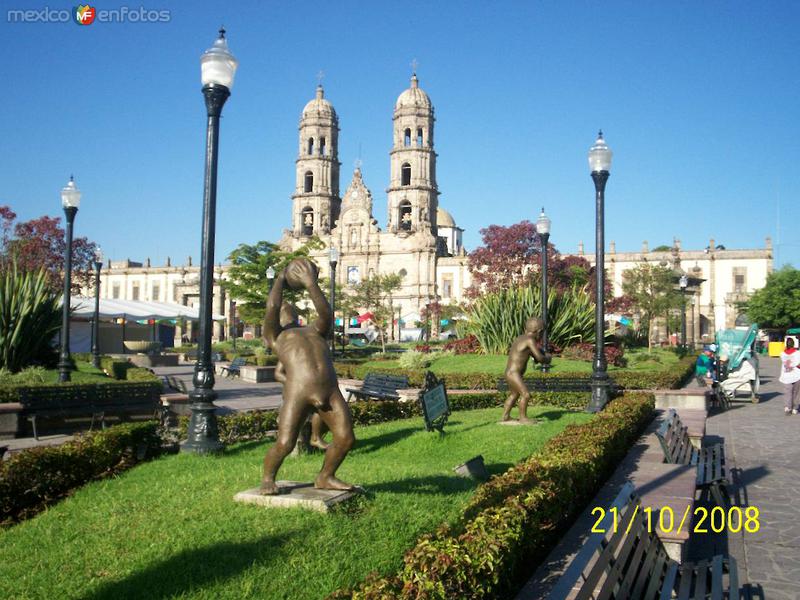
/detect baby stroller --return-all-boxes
[714,325,760,405]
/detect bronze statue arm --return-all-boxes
[528,338,549,364]
[308,281,333,338]
[263,273,286,348]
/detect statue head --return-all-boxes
[280,302,300,328]
[524,317,544,335]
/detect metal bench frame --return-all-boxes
[345,373,410,401]
[550,481,740,600]
[656,409,729,507]
[19,383,161,440]
[219,357,247,378]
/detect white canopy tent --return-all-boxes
[63,297,226,353]
[68,297,225,322]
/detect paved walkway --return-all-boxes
[154,365,283,413]
[518,356,795,599]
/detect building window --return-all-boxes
[404,128,411,147]
[112,282,120,299]
[304,171,313,193]
[401,163,411,186]
[417,128,423,146]
[132,283,140,301]
[301,207,314,236]
[733,267,747,293]
[320,136,326,156]
[442,275,453,299]
[399,201,412,231]
[151,282,160,302]
[307,138,314,155]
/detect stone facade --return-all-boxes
[575,237,773,345]
[280,75,469,319]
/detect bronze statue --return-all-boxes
[501,317,551,423]
[260,258,355,495]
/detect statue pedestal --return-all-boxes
[233,481,360,513]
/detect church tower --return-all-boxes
[292,85,340,237]
[386,73,438,237]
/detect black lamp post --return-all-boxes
[230,300,237,351]
[587,131,613,413]
[58,176,81,383]
[536,207,551,372]
[182,29,238,455]
[91,247,102,369]
[679,274,688,350]
[329,246,339,355]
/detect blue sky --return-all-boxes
[1,1,796,267]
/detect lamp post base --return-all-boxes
[181,400,224,454]
[587,375,611,413]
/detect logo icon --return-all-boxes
[74,5,96,25]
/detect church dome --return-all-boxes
[302,85,336,119]
[437,207,456,228]
[395,74,431,110]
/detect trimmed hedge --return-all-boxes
[334,356,695,391]
[0,379,163,404]
[328,392,655,599]
[172,391,589,448]
[0,422,163,526]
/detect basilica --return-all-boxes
[280,74,470,321]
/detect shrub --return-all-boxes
[0,422,163,526]
[0,366,48,385]
[177,410,279,445]
[561,342,626,366]
[125,367,160,382]
[0,265,61,372]
[398,350,433,370]
[415,344,432,353]
[466,284,596,354]
[443,334,481,355]
[100,356,131,380]
[329,393,655,599]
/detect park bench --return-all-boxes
[550,481,739,600]
[497,376,623,395]
[219,357,247,378]
[345,373,410,401]
[656,409,729,507]
[164,375,189,394]
[19,383,161,440]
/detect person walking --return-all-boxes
[779,337,800,414]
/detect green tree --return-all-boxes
[222,238,323,325]
[342,273,403,352]
[746,265,800,328]
[621,263,681,351]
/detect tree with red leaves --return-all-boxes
[0,206,98,293]
[467,219,634,311]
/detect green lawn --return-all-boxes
[0,406,591,600]
[362,347,683,376]
[0,361,110,386]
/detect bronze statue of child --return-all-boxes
[501,317,551,423]
[260,258,355,495]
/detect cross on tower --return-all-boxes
[316,70,325,86]
[410,58,418,75]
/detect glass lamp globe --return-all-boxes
[679,274,688,289]
[329,246,339,264]
[588,130,613,173]
[95,247,103,265]
[536,207,551,235]
[200,28,239,90]
[61,176,81,209]
[266,266,276,280]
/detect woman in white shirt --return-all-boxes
[779,337,800,414]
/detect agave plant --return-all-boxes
[0,264,62,372]
[465,283,598,354]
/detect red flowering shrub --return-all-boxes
[443,334,481,355]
